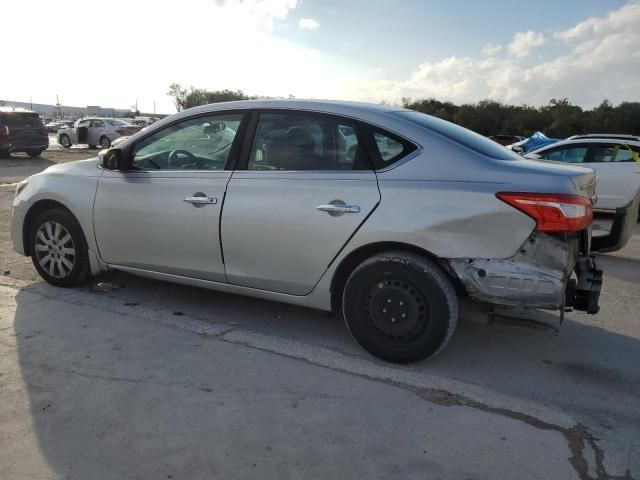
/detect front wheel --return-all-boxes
[29,209,90,287]
[59,134,71,148]
[342,252,458,364]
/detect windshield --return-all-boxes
[395,110,521,160]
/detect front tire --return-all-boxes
[342,251,458,364]
[59,134,71,148]
[29,209,90,287]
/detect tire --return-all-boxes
[99,136,111,149]
[27,150,43,158]
[59,134,71,148]
[29,208,90,287]
[342,251,458,364]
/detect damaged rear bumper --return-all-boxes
[449,233,602,313]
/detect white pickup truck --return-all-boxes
[57,117,139,150]
[527,135,640,252]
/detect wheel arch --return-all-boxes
[22,200,85,256]
[329,241,463,313]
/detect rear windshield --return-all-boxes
[395,110,520,160]
[0,112,43,128]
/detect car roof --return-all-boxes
[188,99,405,114]
[567,133,640,141]
[531,137,640,153]
[0,106,38,114]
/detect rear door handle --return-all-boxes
[184,196,217,206]
[316,204,360,214]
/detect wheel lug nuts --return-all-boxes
[401,313,407,319]
[382,308,387,313]
[399,301,404,306]
[387,298,392,303]
[391,318,396,323]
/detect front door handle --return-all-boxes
[184,194,217,207]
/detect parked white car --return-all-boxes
[57,118,139,149]
[526,136,640,252]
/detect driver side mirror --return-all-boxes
[98,148,128,171]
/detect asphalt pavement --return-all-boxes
[0,152,638,479]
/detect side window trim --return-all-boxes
[234,109,374,172]
[125,110,250,172]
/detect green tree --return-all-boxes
[167,84,249,111]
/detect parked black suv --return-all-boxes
[0,107,49,157]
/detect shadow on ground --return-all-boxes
[10,272,640,477]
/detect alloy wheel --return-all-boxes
[34,221,76,278]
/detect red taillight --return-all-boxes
[496,192,593,232]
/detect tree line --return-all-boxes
[167,83,640,138]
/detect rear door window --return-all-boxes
[0,112,42,128]
[588,144,639,163]
[247,112,369,171]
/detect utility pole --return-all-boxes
[153,100,156,115]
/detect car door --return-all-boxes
[585,143,640,209]
[93,112,247,282]
[220,110,380,295]
[76,119,90,144]
[87,119,104,146]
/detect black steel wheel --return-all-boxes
[342,251,458,363]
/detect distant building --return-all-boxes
[0,99,165,121]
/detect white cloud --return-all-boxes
[353,2,640,108]
[507,30,544,58]
[482,43,502,56]
[298,18,320,30]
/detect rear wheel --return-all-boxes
[342,251,458,363]
[100,136,111,149]
[59,134,71,148]
[29,209,90,287]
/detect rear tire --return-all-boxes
[29,209,90,287]
[59,134,71,148]
[342,251,458,364]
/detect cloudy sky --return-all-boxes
[3,0,638,113]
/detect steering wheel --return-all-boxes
[167,149,195,168]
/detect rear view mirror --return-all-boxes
[98,148,126,170]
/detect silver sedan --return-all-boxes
[11,100,602,363]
